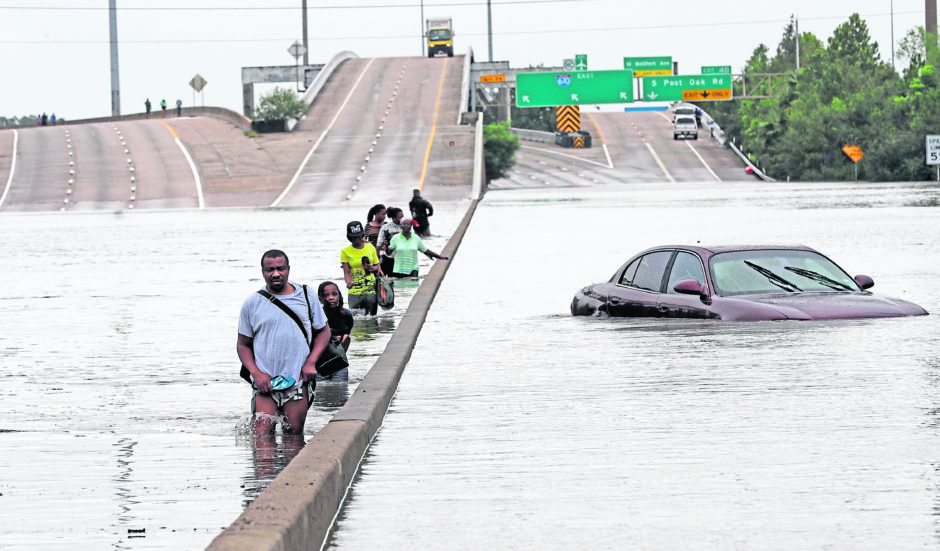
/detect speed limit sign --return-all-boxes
[927,135,940,165]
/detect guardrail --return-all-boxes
[510,128,554,144]
[301,50,359,109]
[459,47,474,125]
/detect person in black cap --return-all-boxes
[340,220,382,315]
[408,188,434,238]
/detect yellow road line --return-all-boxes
[585,112,614,169]
[418,58,448,191]
[157,120,179,140]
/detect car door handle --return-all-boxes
[657,305,669,312]
[609,297,621,306]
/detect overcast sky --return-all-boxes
[0,0,929,120]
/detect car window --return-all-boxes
[630,251,673,292]
[666,251,706,294]
[618,257,641,285]
[675,117,696,125]
[710,249,860,296]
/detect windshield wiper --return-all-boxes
[744,261,802,292]
[784,266,854,291]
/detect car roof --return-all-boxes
[636,244,817,257]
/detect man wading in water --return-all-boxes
[237,249,330,436]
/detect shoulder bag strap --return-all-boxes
[257,289,310,346]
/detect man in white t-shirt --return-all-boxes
[237,249,330,436]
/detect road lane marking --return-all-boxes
[685,141,721,181]
[585,113,613,168]
[521,145,612,169]
[418,58,448,191]
[644,142,676,183]
[273,57,376,207]
[0,130,17,209]
[159,121,205,208]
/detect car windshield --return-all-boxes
[709,249,860,296]
[674,108,694,116]
[428,29,451,40]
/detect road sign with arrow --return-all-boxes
[642,74,732,102]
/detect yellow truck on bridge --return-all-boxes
[426,17,454,57]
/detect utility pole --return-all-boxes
[487,0,493,61]
[109,0,120,116]
[420,0,425,56]
[302,0,309,67]
[795,17,800,71]
[928,0,938,38]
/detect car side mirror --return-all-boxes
[854,274,874,290]
[674,279,706,296]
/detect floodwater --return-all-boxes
[326,181,940,549]
[0,203,464,550]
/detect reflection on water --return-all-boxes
[328,183,940,549]
[0,204,464,550]
[244,434,306,508]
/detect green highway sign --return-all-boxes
[516,70,634,107]
[702,65,732,74]
[624,56,672,77]
[642,74,733,102]
[575,54,588,71]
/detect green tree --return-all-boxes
[253,87,307,121]
[483,121,520,182]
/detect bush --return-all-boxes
[253,87,306,122]
[483,121,520,182]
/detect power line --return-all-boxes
[1,0,594,10]
[0,11,923,45]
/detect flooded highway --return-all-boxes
[326,181,940,549]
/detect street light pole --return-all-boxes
[420,0,425,56]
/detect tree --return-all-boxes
[253,87,307,121]
[483,121,520,182]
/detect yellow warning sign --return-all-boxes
[556,105,581,133]
[633,69,672,77]
[682,89,732,101]
[842,145,864,163]
[480,74,505,83]
[573,136,585,148]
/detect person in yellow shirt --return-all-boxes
[340,221,382,315]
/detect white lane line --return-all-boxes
[0,130,18,209]
[601,143,613,169]
[644,142,675,183]
[272,57,376,207]
[521,145,612,169]
[175,138,205,208]
[685,141,721,181]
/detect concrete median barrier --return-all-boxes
[207,197,481,551]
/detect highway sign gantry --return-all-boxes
[642,74,733,102]
[624,56,672,77]
[516,70,633,107]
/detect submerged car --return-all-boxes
[570,245,928,321]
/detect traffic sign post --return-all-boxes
[624,56,672,77]
[516,70,633,107]
[641,74,733,102]
[575,54,588,71]
[701,65,732,74]
[288,40,307,91]
[926,135,940,182]
[842,145,864,182]
[563,58,575,71]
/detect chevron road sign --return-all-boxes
[516,70,633,107]
[556,105,581,132]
